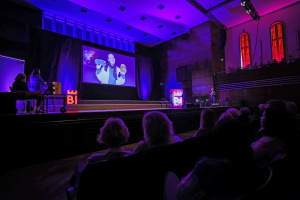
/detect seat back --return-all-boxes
[77,141,185,200]
[77,151,145,200]
[261,148,287,168]
[163,171,180,200]
[234,166,273,200]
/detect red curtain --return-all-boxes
[240,33,250,68]
[271,22,284,62]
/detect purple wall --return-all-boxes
[225,2,300,71]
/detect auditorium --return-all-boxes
[0,0,299,199]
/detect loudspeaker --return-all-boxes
[217,29,226,50]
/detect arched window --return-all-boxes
[240,32,251,68]
[270,22,284,62]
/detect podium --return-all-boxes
[48,82,61,94]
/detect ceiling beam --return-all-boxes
[207,0,235,12]
[187,0,228,29]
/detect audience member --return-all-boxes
[286,55,295,64]
[258,103,265,116]
[218,112,233,121]
[176,119,265,199]
[194,108,217,137]
[133,111,182,153]
[238,107,250,123]
[70,118,132,198]
[253,62,259,69]
[28,68,48,94]
[251,106,290,165]
[11,73,44,113]
[280,57,287,63]
[87,118,132,164]
[285,100,298,118]
[226,108,239,119]
[259,61,265,68]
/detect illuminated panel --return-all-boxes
[271,22,284,62]
[170,89,183,108]
[67,90,78,104]
[240,33,250,68]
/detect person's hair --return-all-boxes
[285,101,298,117]
[97,118,130,148]
[142,111,173,146]
[200,108,217,128]
[15,73,26,81]
[218,112,233,121]
[265,99,286,112]
[258,104,265,115]
[211,118,253,163]
[226,108,239,119]
[261,107,289,137]
[32,68,40,76]
[239,107,250,117]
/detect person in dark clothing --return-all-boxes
[28,68,48,93]
[11,73,43,113]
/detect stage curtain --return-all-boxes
[28,28,81,94]
[135,54,153,100]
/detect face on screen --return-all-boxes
[82,46,135,87]
[108,54,115,66]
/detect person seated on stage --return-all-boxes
[133,111,182,153]
[11,73,44,113]
[194,108,217,137]
[70,118,132,197]
[28,68,48,94]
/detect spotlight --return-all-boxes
[80,7,88,13]
[241,0,260,21]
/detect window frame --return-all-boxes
[270,21,285,63]
[239,32,251,68]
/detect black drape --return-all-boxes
[28,28,81,94]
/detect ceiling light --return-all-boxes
[119,5,126,11]
[140,16,147,21]
[157,4,165,9]
[241,0,260,20]
[175,15,181,19]
[80,7,87,13]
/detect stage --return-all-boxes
[0,100,230,172]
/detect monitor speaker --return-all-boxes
[217,28,226,50]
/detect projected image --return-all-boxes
[82,45,135,87]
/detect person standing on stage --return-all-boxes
[210,88,216,104]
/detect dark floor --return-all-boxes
[0,131,195,200]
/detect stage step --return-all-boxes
[78,100,169,105]
[67,103,170,111]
